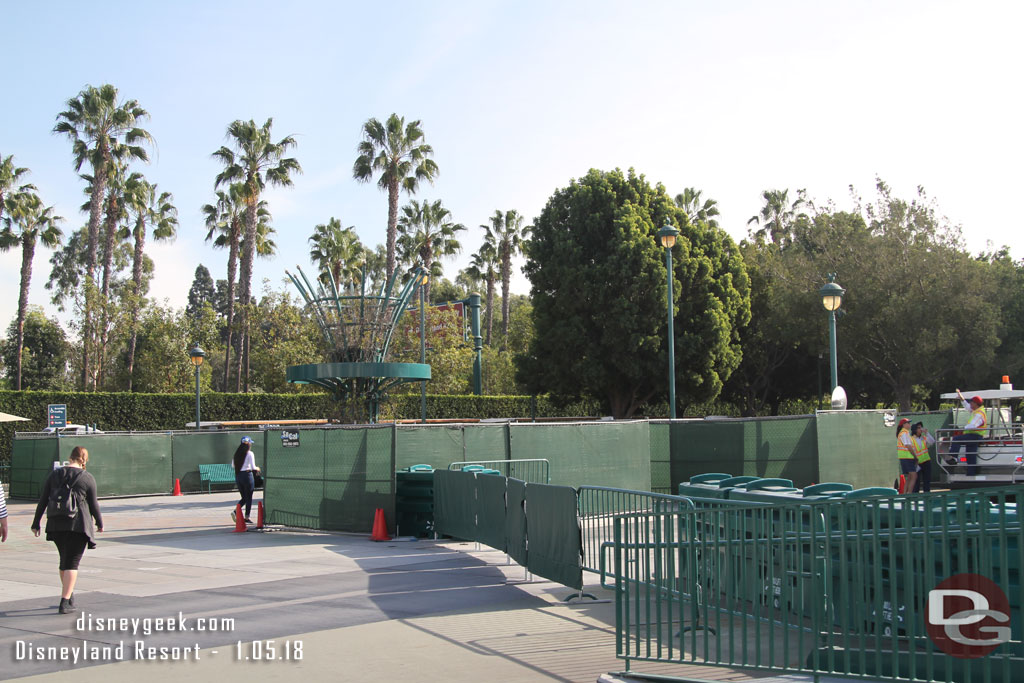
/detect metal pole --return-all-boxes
[468,293,483,395]
[194,364,201,431]
[666,246,676,419]
[420,284,427,423]
[828,310,838,391]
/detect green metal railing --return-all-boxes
[447,458,550,484]
[578,486,694,581]
[613,487,1023,682]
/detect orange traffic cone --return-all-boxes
[256,501,264,529]
[171,478,182,496]
[370,508,390,541]
[233,504,247,533]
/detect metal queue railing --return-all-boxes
[611,487,1023,682]
[448,459,550,484]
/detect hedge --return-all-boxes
[0,390,603,463]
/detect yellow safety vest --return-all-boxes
[965,407,987,436]
[911,435,931,464]
[897,428,915,459]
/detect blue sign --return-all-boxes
[47,404,67,429]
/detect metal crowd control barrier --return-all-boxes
[612,487,1023,682]
[577,486,694,585]
[447,459,550,484]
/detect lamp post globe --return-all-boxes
[658,225,680,418]
[189,345,205,430]
[818,276,845,392]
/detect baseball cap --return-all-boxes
[970,395,983,406]
[241,436,253,445]
[898,418,910,428]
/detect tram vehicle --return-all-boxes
[935,383,1024,485]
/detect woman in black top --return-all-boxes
[31,446,103,614]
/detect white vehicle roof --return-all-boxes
[939,389,1024,401]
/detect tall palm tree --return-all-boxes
[0,154,35,225]
[309,217,364,290]
[54,84,152,390]
[124,175,177,391]
[203,185,245,391]
[486,209,526,347]
[675,187,720,227]
[353,114,438,286]
[0,191,63,390]
[213,118,300,392]
[463,236,498,345]
[748,189,806,244]
[396,199,464,304]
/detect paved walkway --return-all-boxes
[0,493,865,682]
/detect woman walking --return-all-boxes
[31,446,103,614]
[232,436,260,524]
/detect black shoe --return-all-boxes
[58,598,77,614]
[68,594,74,608]
[244,518,253,524]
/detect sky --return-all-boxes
[2,0,1023,333]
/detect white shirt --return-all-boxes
[240,451,257,471]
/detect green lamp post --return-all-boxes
[658,224,680,419]
[189,345,205,430]
[819,275,845,391]
[419,272,429,423]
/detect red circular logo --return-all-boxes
[926,573,1011,658]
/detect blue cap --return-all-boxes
[241,436,253,445]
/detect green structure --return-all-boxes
[285,265,430,422]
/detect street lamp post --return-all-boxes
[189,345,205,430]
[658,225,680,419]
[819,275,845,392]
[419,272,428,424]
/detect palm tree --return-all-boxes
[224,210,276,391]
[675,187,720,227]
[124,175,177,391]
[353,114,438,286]
[396,199,464,304]
[0,154,35,225]
[309,217,364,290]
[213,118,300,392]
[748,189,806,244]
[486,209,526,347]
[203,184,246,391]
[465,234,498,345]
[54,84,152,389]
[0,191,63,390]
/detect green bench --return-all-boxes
[198,464,236,493]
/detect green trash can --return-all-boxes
[396,465,435,537]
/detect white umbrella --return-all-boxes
[0,412,29,423]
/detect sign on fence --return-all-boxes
[47,404,67,429]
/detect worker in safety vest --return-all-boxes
[896,418,918,493]
[949,390,986,476]
[911,421,934,493]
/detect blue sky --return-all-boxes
[2,1,1022,331]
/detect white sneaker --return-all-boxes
[231,509,237,523]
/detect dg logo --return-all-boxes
[926,573,1012,658]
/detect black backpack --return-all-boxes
[47,469,80,518]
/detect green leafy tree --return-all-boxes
[396,199,464,303]
[247,286,324,393]
[54,84,153,390]
[187,265,217,322]
[0,191,64,389]
[353,114,438,285]
[213,118,300,392]
[309,217,364,290]
[429,278,465,304]
[0,308,70,390]
[519,168,750,418]
[391,307,473,394]
[982,248,1024,385]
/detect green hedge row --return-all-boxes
[0,390,603,462]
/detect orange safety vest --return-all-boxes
[965,406,987,436]
[897,427,915,459]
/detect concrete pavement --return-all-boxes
[0,492,854,682]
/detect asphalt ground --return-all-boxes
[0,492,869,682]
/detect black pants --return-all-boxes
[51,530,89,571]
[913,461,932,493]
[236,471,255,518]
